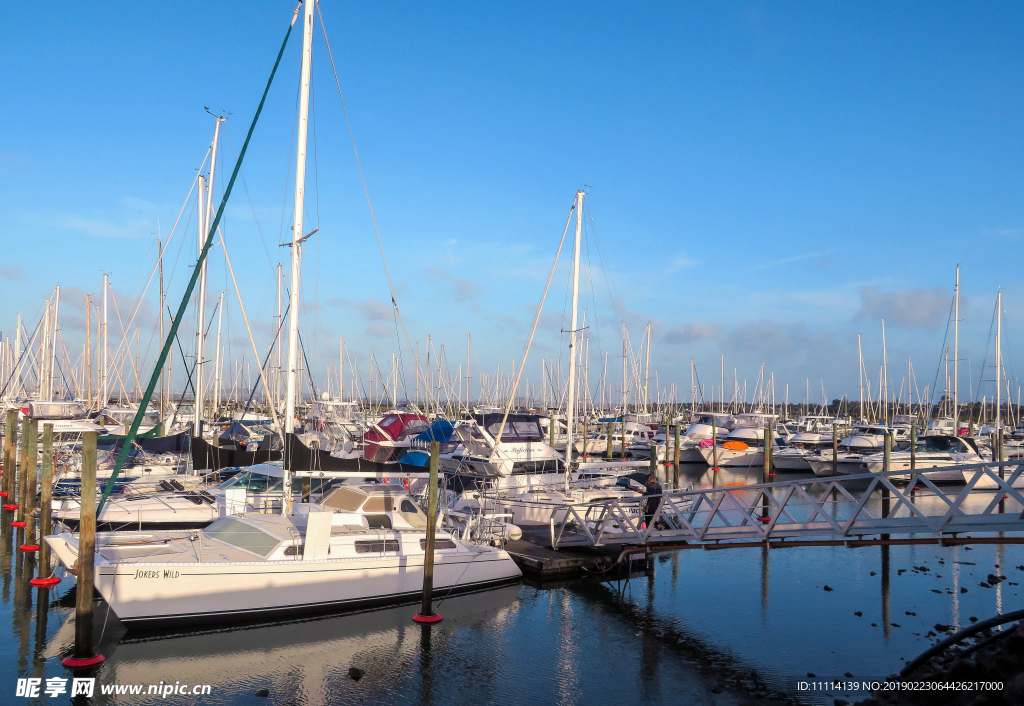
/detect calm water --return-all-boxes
[4,465,1024,705]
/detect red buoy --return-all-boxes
[757,516,772,523]
[19,545,39,552]
[62,654,105,669]
[30,576,62,587]
[11,521,26,528]
[0,491,7,497]
[2,503,18,510]
[412,613,444,624]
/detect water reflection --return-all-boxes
[0,464,1022,705]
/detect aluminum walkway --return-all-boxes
[550,461,1024,549]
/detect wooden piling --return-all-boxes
[32,424,60,586]
[605,423,612,460]
[831,423,838,475]
[413,441,442,624]
[62,431,104,667]
[23,419,38,533]
[711,419,718,470]
[620,417,626,458]
[673,424,680,488]
[2,409,15,503]
[763,428,772,483]
[909,422,916,470]
[17,420,31,525]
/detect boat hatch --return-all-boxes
[204,517,282,557]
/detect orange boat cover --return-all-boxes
[722,440,749,451]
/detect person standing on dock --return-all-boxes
[641,473,663,530]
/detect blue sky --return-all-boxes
[1,1,1022,406]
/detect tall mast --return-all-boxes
[101,274,109,407]
[857,334,863,423]
[881,319,888,425]
[339,336,344,402]
[193,174,207,432]
[12,315,21,400]
[996,291,1002,431]
[50,285,60,399]
[621,323,627,415]
[156,237,165,423]
[283,0,316,515]
[563,190,584,492]
[643,321,651,414]
[85,297,91,408]
[38,299,51,401]
[954,264,960,426]
[213,292,224,419]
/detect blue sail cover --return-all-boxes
[404,420,459,466]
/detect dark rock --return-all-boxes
[965,546,973,550]
[897,569,906,575]
[969,616,978,622]
[255,690,270,698]
[916,565,930,572]
[931,589,943,593]
[988,574,1006,584]
[961,587,969,593]
[980,582,992,588]
[890,623,901,628]
[824,585,834,591]
[871,623,877,627]
[935,624,952,632]
[1016,565,1024,571]
[844,671,854,677]
[870,571,876,576]
[807,672,816,678]
[905,611,916,616]
[854,611,863,617]
[348,668,364,681]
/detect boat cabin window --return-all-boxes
[365,514,392,529]
[355,539,400,553]
[362,495,394,513]
[322,488,367,512]
[379,416,399,428]
[486,421,543,442]
[400,499,419,514]
[420,539,457,550]
[204,517,280,557]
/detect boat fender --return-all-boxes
[170,479,185,492]
[158,480,175,492]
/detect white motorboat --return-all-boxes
[806,423,910,476]
[699,413,781,467]
[52,464,337,531]
[848,435,983,483]
[44,483,521,628]
[771,416,844,472]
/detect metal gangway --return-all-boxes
[550,461,1024,551]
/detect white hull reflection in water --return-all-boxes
[91,586,522,702]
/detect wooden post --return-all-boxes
[711,419,718,470]
[763,427,772,483]
[831,423,838,475]
[1,409,16,519]
[549,414,555,450]
[604,422,612,460]
[673,423,681,488]
[62,431,104,667]
[24,418,38,528]
[649,440,658,481]
[413,441,442,624]
[16,419,31,525]
[909,422,916,471]
[31,424,59,586]
[881,432,891,519]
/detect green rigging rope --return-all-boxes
[98,4,302,514]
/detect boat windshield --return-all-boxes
[220,472,282,493]
[486,421,543,442]
[204,517,281,556]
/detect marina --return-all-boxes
[2,2,1024,704]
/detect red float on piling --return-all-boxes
[19,545,39,552]
[11,521,26,528]
[757,516,772,523]
[412,613,444,624]
[61,654,105,669]
[30,576,61,587]
[0,492,7,497]
[2,503,18,510]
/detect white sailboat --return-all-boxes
[44,0,520,627]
